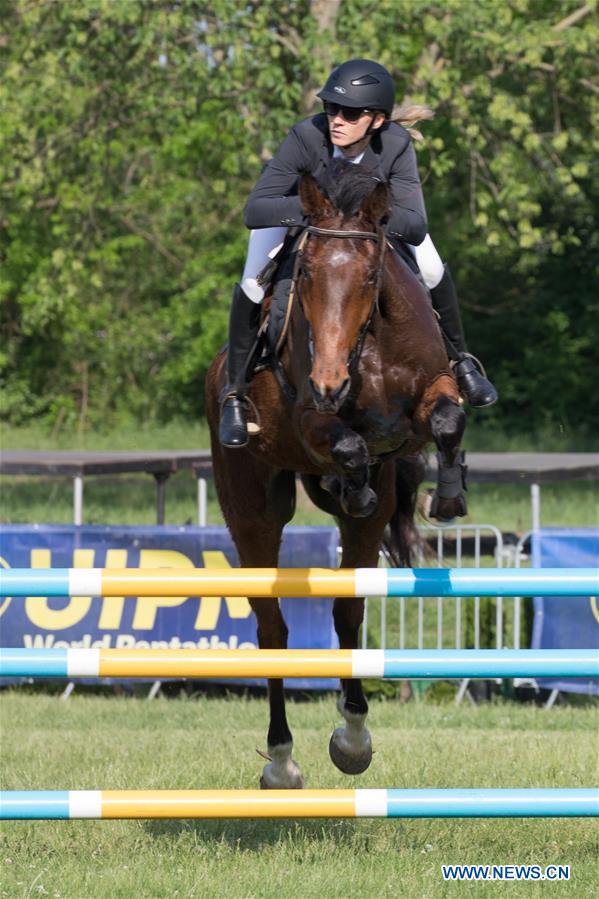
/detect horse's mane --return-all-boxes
[321,159,384,219]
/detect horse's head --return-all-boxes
[298,163,389,413]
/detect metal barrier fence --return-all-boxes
[363,524,508,652]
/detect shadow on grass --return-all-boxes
[144,816,362,847]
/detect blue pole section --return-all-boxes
[0,791,70,820]
[382,649,599,679]
[385,568,599,597]
[385,789,599,818]
[0,649,69,678]
[0,569,70,597]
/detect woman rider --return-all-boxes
[219,58,497,448]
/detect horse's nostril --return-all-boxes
[309,376,351,412]
[309,377,327,399]
[338,377,351,398]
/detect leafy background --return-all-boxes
[1,0,597,441]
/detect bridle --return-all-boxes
[297,224,387,374]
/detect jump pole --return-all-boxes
[1,567,597,598]
[1,648,597,679]
[2,789,597,820]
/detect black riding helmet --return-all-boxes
[317,59,396,117]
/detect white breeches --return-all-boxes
[240,227,445,303]
[241,227,288,303]
[410,233,445,289]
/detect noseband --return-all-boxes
[299,224,387,374]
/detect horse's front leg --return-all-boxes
[329,465,396,774]
[429,395,467,521]
[300,411,376,517]
[329,596,373,774]
[416,377,467,522]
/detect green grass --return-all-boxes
[1,471,597,531]
[1,420,597,531]
[0,692,597,898]
[0,420,212,452]
[461,419,598,453]
[2,416,597,453]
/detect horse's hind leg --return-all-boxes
[253,595,304,790]
[327,463,396,774]
[210,446,303,788]
[240,481,304,790]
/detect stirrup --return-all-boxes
[452,351,488,378]
[219,391,262,437]
[452,353,498,409]
[219,394,248,448]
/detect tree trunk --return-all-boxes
[300,0,342,116]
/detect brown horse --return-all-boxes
[205,161,466,788]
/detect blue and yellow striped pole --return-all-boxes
[1,648,597,679]
[1,789,597,820]
[1,567,597,598]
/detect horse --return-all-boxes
[205,161,467,788]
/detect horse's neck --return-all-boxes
[379,253,434,325]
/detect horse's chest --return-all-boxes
[345,350,426,450]
[347,399,415,450]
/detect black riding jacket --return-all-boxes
[244,113,427,246]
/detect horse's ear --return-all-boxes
[299,174,334,221]
[359,181,390,226]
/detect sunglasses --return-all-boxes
[323,102,372,123]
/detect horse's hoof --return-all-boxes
[260,771,304,790]
[429,491,467,522]
[328,728,373,775]
[260,760,304,790]
[341,487,377,518]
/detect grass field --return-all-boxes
[3,418,598,453]
[2,471,597,533]
[1,423,597,896]
[1,692,597,899]
[2,421,597,532]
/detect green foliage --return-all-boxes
[1,0,597,439]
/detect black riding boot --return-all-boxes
[430,264,498,408]
[219,284,262,448]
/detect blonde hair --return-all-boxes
[390,104,434,142]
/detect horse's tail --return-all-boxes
[382,453,427,567]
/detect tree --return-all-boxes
[1,0,596,439]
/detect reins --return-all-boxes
[306,225,379,241]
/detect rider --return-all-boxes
[219,58,498,448]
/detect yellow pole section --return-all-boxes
[101,790,356,818]
[98,649,354,678]
[101,568,357,597]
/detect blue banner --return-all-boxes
[0,525,339,689]
[531,527,599,696]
